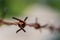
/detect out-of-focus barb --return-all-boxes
[56,26,60,33]
[27,18,48,32]
[48,25,55,33]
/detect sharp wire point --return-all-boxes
[24,17,28,21]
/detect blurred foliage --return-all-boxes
[47,0,60,12]
[0,0,60,18]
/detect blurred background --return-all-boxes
[0,0,60,40]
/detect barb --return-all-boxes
[16,28,26,33]
[16,24,26,33]
[12,17,23,22]
[24,17,28,21]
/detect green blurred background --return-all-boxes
[0,0,60,19]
